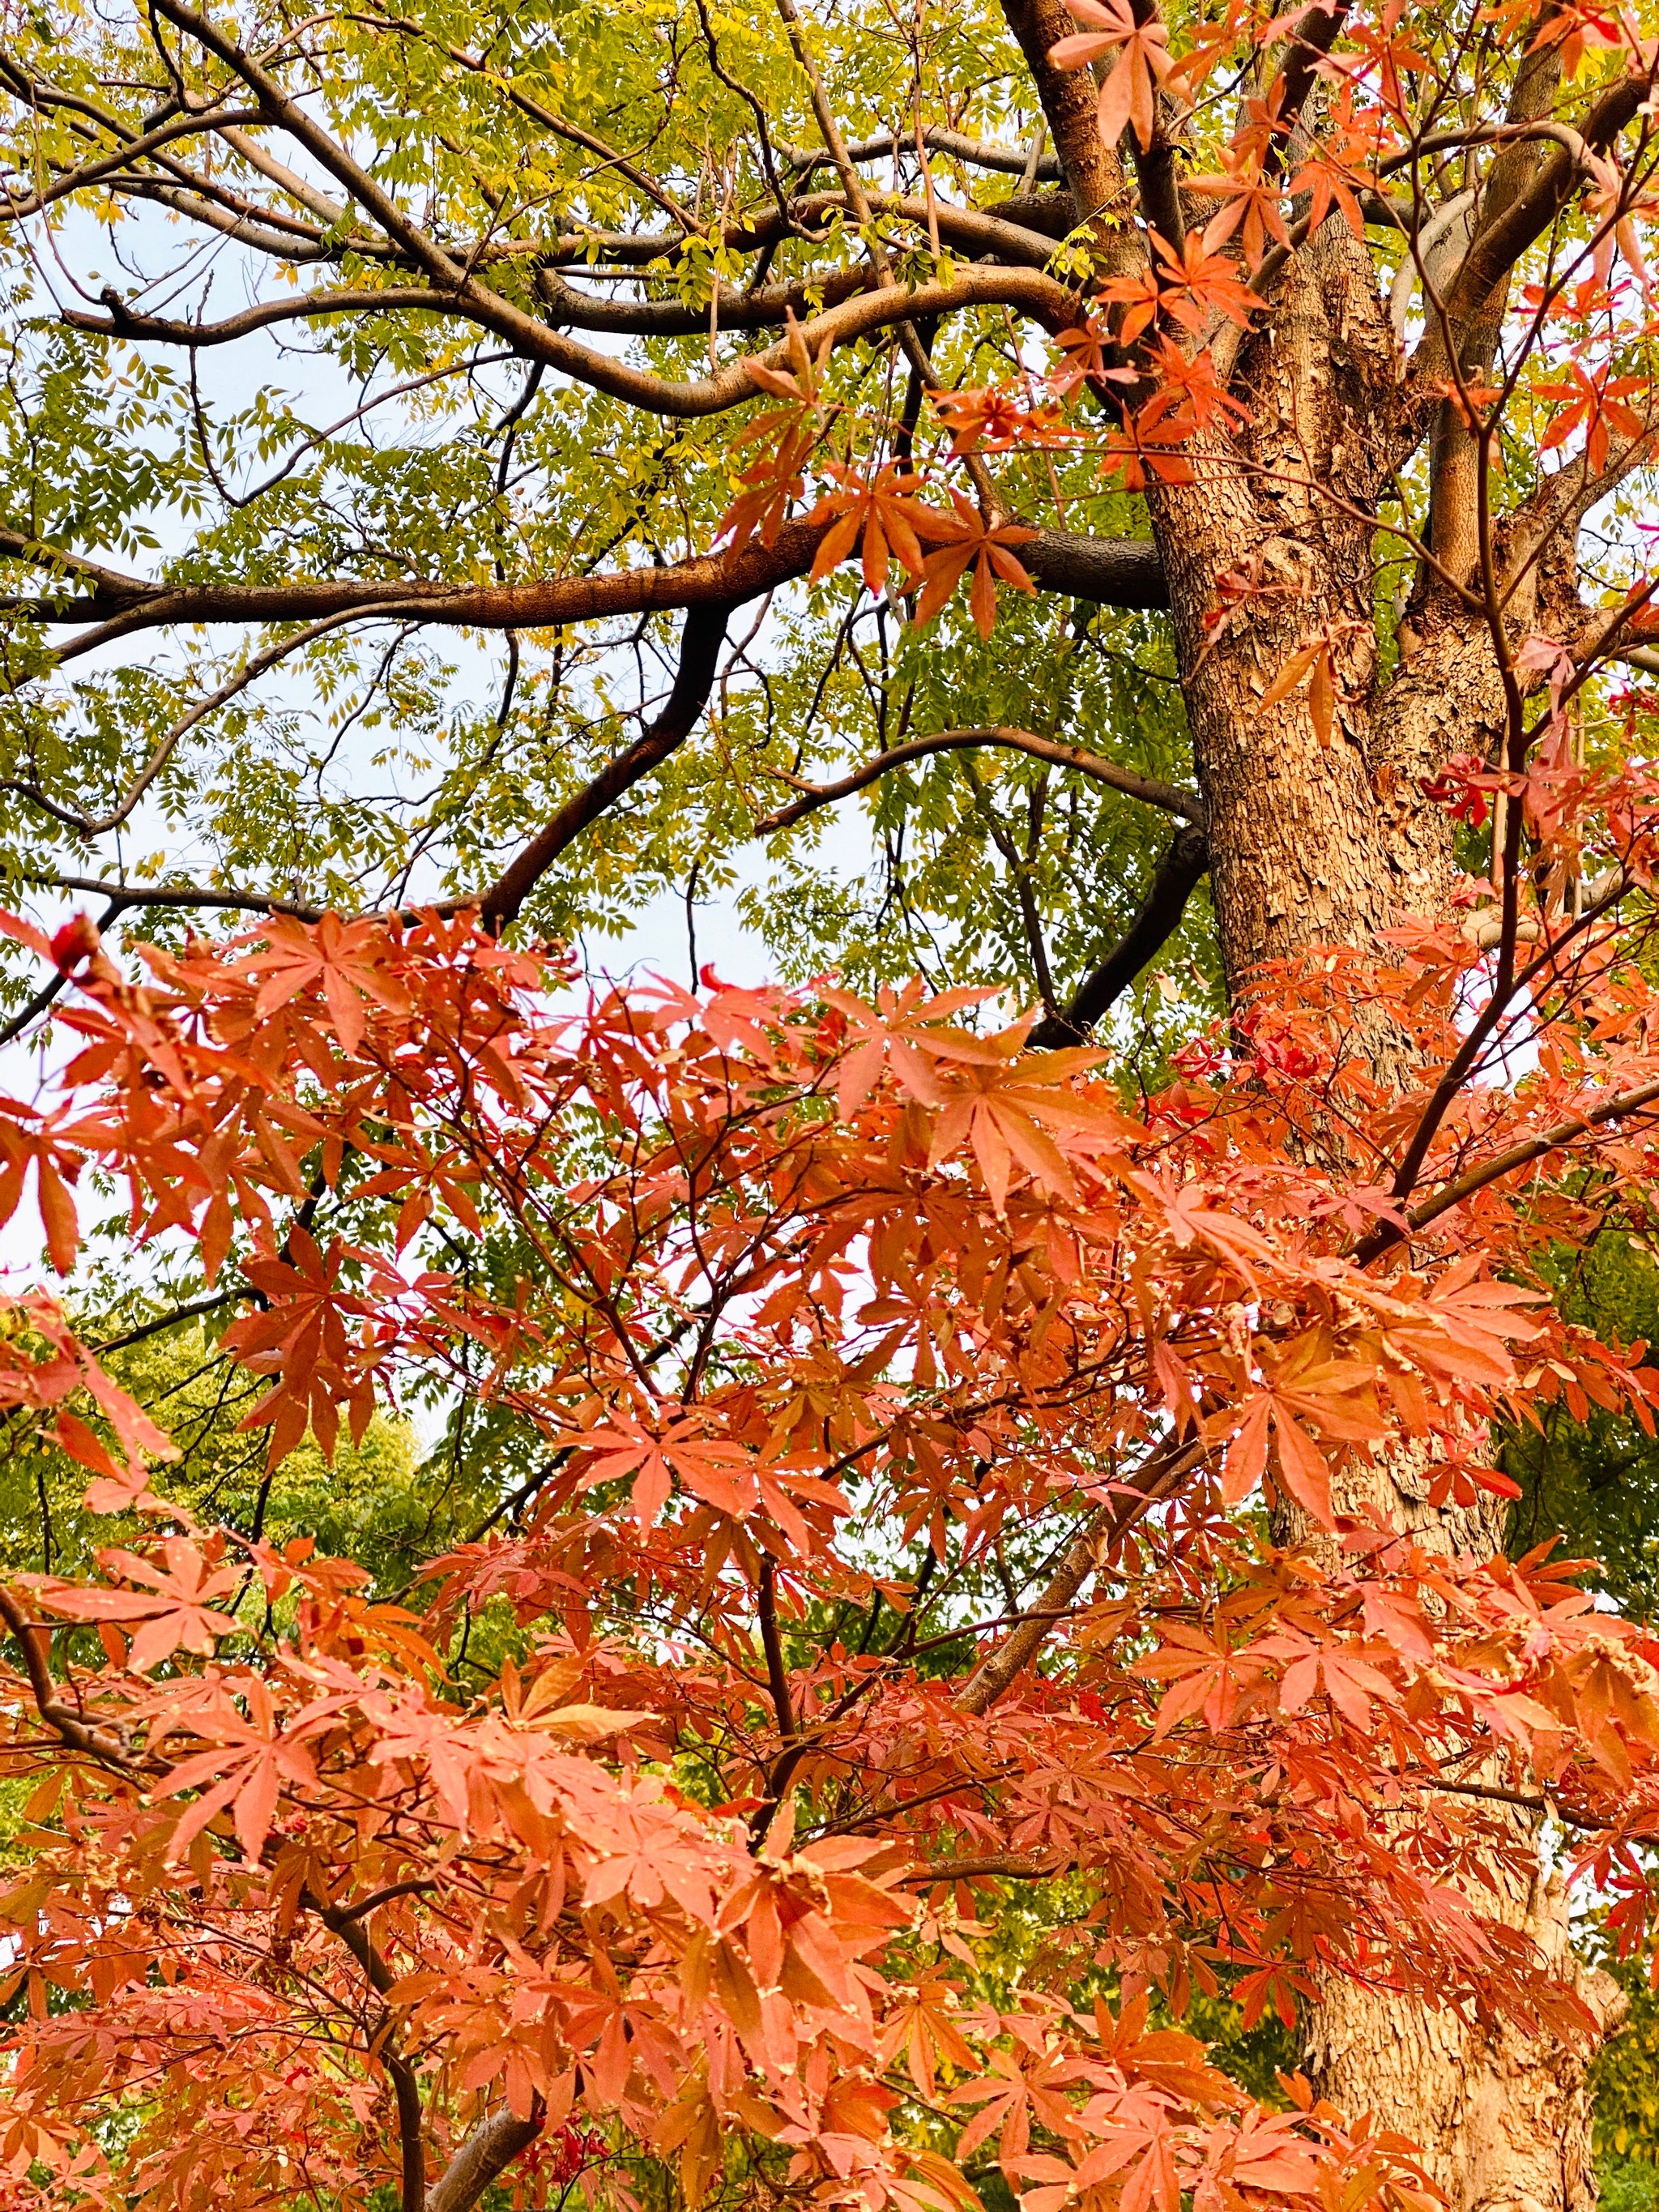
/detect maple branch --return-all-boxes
[424,2107,542,2212]
[907,1851,1063,1882]
[758,1554,795,1742]
[900,1780,1599,1891]
[1430,1775,1599,1827]
[1028,824,1209,1048]
[478,603,731,932]
[1362,867,1644,1255]
[754,728,1205,835]
[314,1900,426,2212]
[0,1589,139,1772]
[956,1440,1206,1715]
[330,1879,439,1924]
[1391,1075,1659,1245]
[0,895,128,1047]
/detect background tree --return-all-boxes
[6,0,1659,2203]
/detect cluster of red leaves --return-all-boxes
[0,852,1658,2210]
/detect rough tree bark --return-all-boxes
[1124,96,1623,2212]
[970,0,1641,2188]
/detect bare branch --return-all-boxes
[70,269,875,346]
[66,261,1076,419]
[479,603,731,931]
[779,125,1063,181]
[754,727,1205,835]
[1027,824,1210,1047]
[6,612,365,835]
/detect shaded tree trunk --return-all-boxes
[1138,177,1621,2212]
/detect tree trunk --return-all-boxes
[1141,196,1621,2212]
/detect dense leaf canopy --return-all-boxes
[10,0,1659,2206]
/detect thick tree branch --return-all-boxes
[997,0,1133,272]
[424,2107,542,2212]
[149,0,468,287]
[25,524,831,661]
[315,1902,425,2212]
[1027,824,1210,1047]
[70,261,855,348]
[1265,0,1354,173]
[1417,70,1654,386]
[1026,527,1166,606]
[12,525,1164,658]
[0,101,258,214]
[956,1438,1206,1715]
[755,728,1203,835]
[479,604,731,931]
[0,527,157,601]
[66,179,1065,357]
[66,261,1076,421]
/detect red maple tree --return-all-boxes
[2,805,1659,2210]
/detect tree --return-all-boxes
[2,907,1659,2212]
[5,0,1659,2201]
